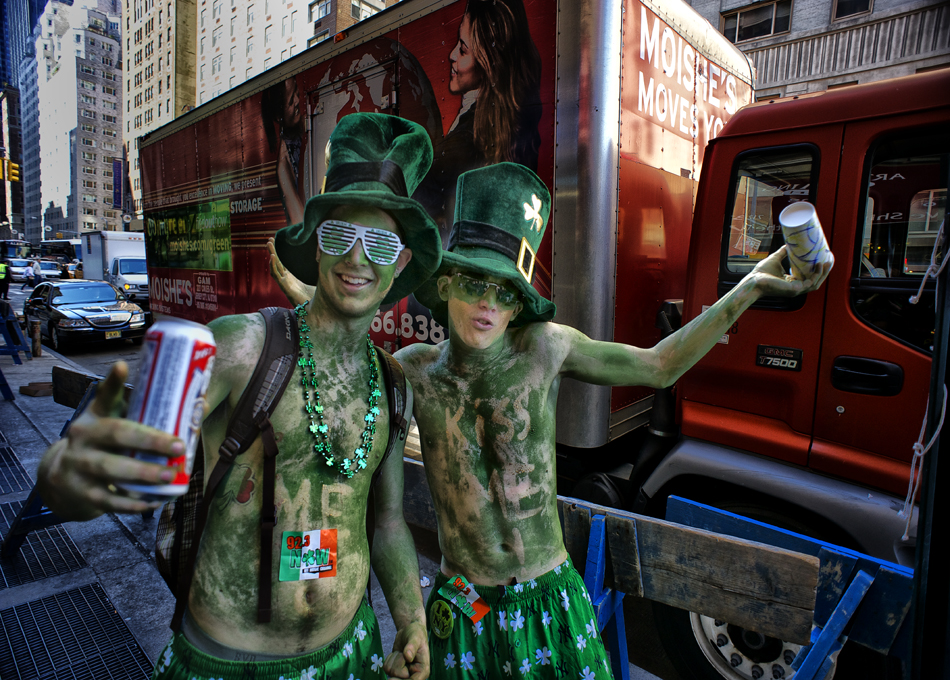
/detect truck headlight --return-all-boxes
[124,283,132,290]
[57,318,91,328]
[130,313,144,323]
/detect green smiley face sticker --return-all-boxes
[430,600,454,639]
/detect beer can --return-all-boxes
[120,319,216,499]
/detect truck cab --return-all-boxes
[109,257,150,305]
[636,69,947,679]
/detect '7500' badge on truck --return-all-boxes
[756,345,803,372]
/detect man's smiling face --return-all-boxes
[315,204,412,319]
[439,270,523,350]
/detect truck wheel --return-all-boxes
[653,602,809,680]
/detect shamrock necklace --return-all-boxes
[294,302,381,478]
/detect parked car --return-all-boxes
[6,258,31,282]
[37,260,62,280]
[23,280,147,352]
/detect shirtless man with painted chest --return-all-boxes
[397,163,831,679]
[37,114,444,680]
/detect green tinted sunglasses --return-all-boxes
[453,273,520,308]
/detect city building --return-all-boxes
[124,0,197,219]
[1,87,24,239]
[688,0,950,98]
[20,0,124,244]
[194,0,396,107]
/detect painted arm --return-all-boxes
[36,316,248,521]
[373,382,430,680]
[560,246,832,389]
[277,138,305,226]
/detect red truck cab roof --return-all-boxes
[720,69,950,137]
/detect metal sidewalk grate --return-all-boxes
[0,582,153,679]
[0,501,86,589]
[0,446,32,495]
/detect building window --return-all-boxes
[213,0,223,19]
[80,80,96,90]
[80,64,96,74]
[721,0,792,43]
[247,5,255,25]
[833,0,872,20]
[82,179,97,189]
[103,114,117,123]
[213,55,223,74]
[231,46,237,64]
[82,110,96,119]
[82,166,97,175]
[103,101,118,110]
[247,37,254,55]
[282,15,288,37]
[309,0,331,22]
[81,138,96,147]
[80,93,96,105]
[291,10,298,32]
[103,85,116,95]
[201,36,206,54]
[231,16,237,36]
[265,25,273,46]
[81,123,96,132]
[213,26,223,47]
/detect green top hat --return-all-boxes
[415,162,556,328]
[275,113,442,305]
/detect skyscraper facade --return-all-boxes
[124,0,197,217]
[21,0,124,243]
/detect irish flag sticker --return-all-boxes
[279,529,338,581]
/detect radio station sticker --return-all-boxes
[756,345,803,372]
[279,529,337,581]
[438,573,490,623]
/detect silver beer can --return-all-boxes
[120,318,216,499]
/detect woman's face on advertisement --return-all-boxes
[449,14,483,95]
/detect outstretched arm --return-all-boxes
[561,246,832,388]
[372,384,429,680]
[36,316,249,521]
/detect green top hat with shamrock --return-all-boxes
[415,162,556,328]
[275,112,442,305]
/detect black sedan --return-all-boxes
[23,280,148,352]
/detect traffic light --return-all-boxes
[7,161,19,182]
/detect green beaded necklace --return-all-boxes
[294,302,381,478]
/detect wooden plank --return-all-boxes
[636,516,818,645]
[560,500,592,575]
[605,515,643,598]
[19,382,54,397]
[51,366,133,409]
[52,366,101,408]
[814,548,857,627]
[849,566,914,654]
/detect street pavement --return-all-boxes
[0,311,665,680]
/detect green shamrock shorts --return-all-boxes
[426,558,614,679]
[151,598,385,680]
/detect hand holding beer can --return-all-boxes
[779,201,835,281]
[120,319,216,500]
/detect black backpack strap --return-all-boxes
[170,307,298,631]
[366,346,409,577]
[372,346,409,492]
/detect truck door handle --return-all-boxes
[831,356,903,396]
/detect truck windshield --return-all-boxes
[119,259,148,275]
